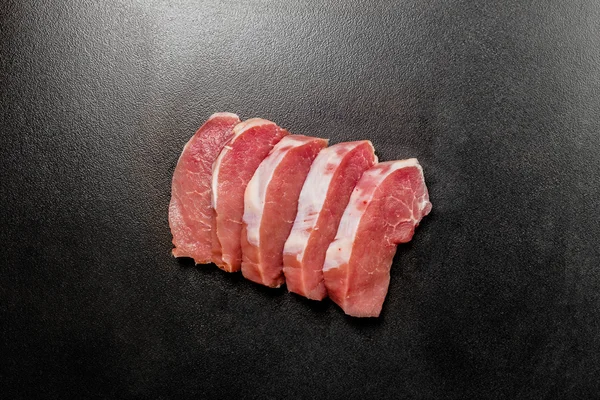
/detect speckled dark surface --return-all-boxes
[2,1,600,399]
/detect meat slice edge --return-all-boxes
[283,141,377,300]
[169,112,240,264]
[241,135,328,287]
[211,118,289,272]
[323,159,432,317]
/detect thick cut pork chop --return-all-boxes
[323,159,431,317]
[169,112,240,264]
[241,135,328,287]
[283,141,377,300]
[212,119,289,272]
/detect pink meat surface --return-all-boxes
[283,141,377,300]
[241,135,328,287]
[322,159,432,317]
[211,119,289,272]
[169,112,240,264]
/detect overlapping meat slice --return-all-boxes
[169,112,240,264]
[283,141,377,300]
[323,159,432,317]
[211,119,289,272]
[241,135,328,287]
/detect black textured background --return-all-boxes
[2,1,600,399]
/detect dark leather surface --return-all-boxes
[2,1,600,398]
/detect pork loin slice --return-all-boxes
[169,112,240,264]
[212,119,289,272]
[282,141,377,300]
[241,135,328,287]
[323,159,432,317]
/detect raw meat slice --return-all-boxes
[322,159,432,317]
[283,141,377,300]
[241,135,328,287]
[169,112,240,264]
[212,119,289,272]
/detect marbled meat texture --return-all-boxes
[211,119,289,272]
[322,159,432,317]
[169,112,240,264]
[283,141,377,300]
[241,135,328,287]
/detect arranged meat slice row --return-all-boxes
[283,141,377,300]
[169,112,240,264]
[241,135,328,287]
[211,119,289,272]
[169,114,432,317]
[323,159,432,317]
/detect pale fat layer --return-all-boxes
[322,158,426,272]
[211,119,275,210]
[243,136,324,247]
[283,141,376,260]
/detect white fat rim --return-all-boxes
[283,141,376,259]
[243,135,325,247]
[211,119,275,210]
[210,111,239,120]
[322,158,425,272]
